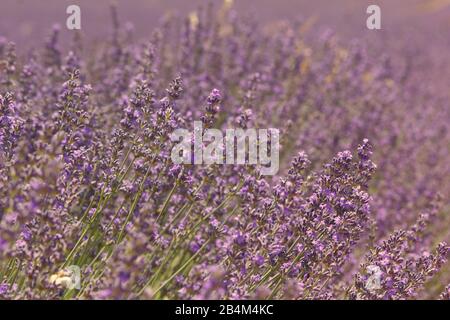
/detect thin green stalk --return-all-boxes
[146,239,210,298]
[156,180,179,223]
[116,167,151,244]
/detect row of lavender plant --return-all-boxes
[0,3,449,299]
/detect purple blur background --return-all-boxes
[1,0,449,45]
[1,1,449,93]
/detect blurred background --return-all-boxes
[3,0,448,99]
[1,0,450,46]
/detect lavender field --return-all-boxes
[0,0,449,300]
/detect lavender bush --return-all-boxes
[0,2,449,300]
